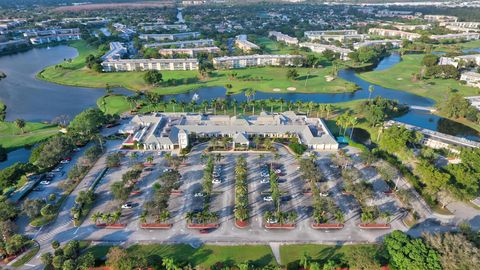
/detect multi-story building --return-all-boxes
[29,29,81,45]
[144,39,214,49]
[101,58,199,72]
[112,23,136,39]
[139,32,200,41]
[438,57,459,68]
[140,23,188,31]
[460,71,480,88]
[454,54,480,66]
[368,28,421,41]
[120,112,339,151]
[305,30,366,42]
[235,35,260,52]
[158,46,220,57]
[0,39,29,52]
[268,31,298,45]
[393,24,431,31]
[101,42,127,61]
[440,21,480,28]
[444,25,480,33]
[213,54,303,69]
[424,15,458,22]
[299,42,351,60]
[353,39,402,49]
[430,33,480,41]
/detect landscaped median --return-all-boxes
[358,223,391,230]
[95,223,127,229]
[140,223,172,229]
[311,223,344,230]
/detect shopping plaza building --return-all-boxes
[119,112,339,151]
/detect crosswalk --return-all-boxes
[34,219,73,243]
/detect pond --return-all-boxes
[0,47,477,143]
[0,46,130,122]
[0,148,32,170]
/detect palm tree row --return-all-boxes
[263,169,298,225]
[336,111,358,138]
[299,158,344,224]
[91,210,121,225]
[142,170,180,223]
[125,93,338,118]
[234,156,249,222]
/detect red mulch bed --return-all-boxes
[358,223,391,229]
[235,219,249,228]
[311,223,344,229]
[96,223,126,229]
[130,190,141,195]
[140,223,172,229]
[187,223,219,229]
[264,223,296,229]
[171,190,183,195]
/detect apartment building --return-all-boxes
[213,54,303,69]
[454,54,480,66]
[144,39,214,49]
[299,42,351,60]
[305,30,366,42]
[121,112,339,151]
[140,23,188,31]
[430,33,480,41]
[353,39,402,49]
[158,46,220,57]
[139,32,200,41]
[440,21,480,28]
[393,24,431,31]
[460,71,480,88]
[101,42,127,61]
[28,28,81,44]
[101,58,199,72]
[424,15,458,22]
[235,35,260,52]
[368,28,421,41]
[438,57,459,68]
[0,39,29,52]
[268,31,299,45]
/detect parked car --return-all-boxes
[163,168,171,173]
[319,192,329,197]
[194,192,205,197]
[52,167,62,172]
[266,218,279,224]
[263,196,273,202]
[281,195,292,202]
[60,159,70,164]
[121,203,133,209]
[260,178,269,184]
[40,181,51,185]
[212,178,221,184]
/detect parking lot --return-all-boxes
[74,144,407,244]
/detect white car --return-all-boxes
[52,167,62,172]
[274,169,281,174]
[260,178,270,184]
[40,181,51,185]
[263,196,273,202]
[266,218,279,224]
[121,203,133,209]
[163,168,171,173]
[60,160,70,164]
[319,192,329,197]
[194,192,205,197]
[212,179,221,184]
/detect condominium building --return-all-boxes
[440,21,480,28]
[393,24,431,31]
[438,57,459,68]
[460,71,480,88]
[30,33,81,44]
[454,54,480,66]
[353,39,402,49]
[101,42,127,61]
[235,35,260,52]
[305,30,366,42]
[444,25,480,33]
[213,54,303,69]
[120,112,339,151]
[158,46,220,57]
[299,42,351,60]
[430,33,480,41]
[424,15,458,22]
[23,28,80,38]
[140,23,188,31]
[139,32,200,41]
[144,39,214,49]
[268,31,299,45]
[368,28,421,41]
[0,39,29,52]
[101,58,198,72]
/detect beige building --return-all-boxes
[305,30,366,42]
[424,15,458,22]
[101,58,198,72]
[393,24,431,31]
[430,33,480,41]
[368,28,421,41]
[120,112,339,151]
[235,35,260,52]
[158,46,220,57]
[353,39,402,49]
[299,42,351,60]
[213,54,303,69]
[460,71,480,88]
[268,31,298,45]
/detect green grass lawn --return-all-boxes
[434,39,480,52]
[87,244,276,268]
[0,121,58,151]
[256,36,297,55]
[280,244,383,270]
[37,40,357,95]
[357,54,480,102]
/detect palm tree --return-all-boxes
[162,257,180,270]
[232,100,238,116]
[186,212,195,223]
[325,104,332,119]
[295,101,303,112]
[307,101,315,116]
[299,253,311,269]
[279,98,285,112]
[237,262,250,270]
[220,99,228,114]
[145,155,154,164]
[101,213,112,225]
[111,210,121,224]
[334,210,345,224]
[309,262,321,270]
[368,85,375,101]
[91,212,102,224]
[190,100,197,113]
[287,101,293,111]
[201,100,209,113]
[15,119,25,133]
[349,116,358,138]
[159,210,170,223]
[180,101,187,112]
[250,100,256,115]
[170,99,177,113]
[268,98,275,113]
[241,101,248,114]
[139,211,148,224]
